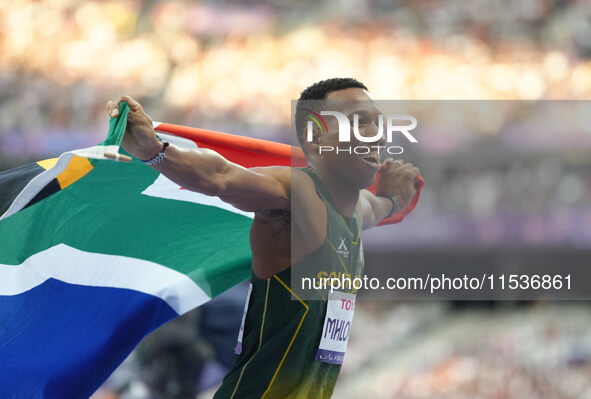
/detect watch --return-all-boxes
[375,194,399,218]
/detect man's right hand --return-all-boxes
[106,95,162,161]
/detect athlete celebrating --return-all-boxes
[107,78,420,398]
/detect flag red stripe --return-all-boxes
[155,122,306,168]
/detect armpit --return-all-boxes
[258,209,291,227]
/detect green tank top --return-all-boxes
[214,168,365,399]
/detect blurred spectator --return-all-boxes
[92,282,249,399]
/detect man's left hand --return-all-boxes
[376,159,420,212]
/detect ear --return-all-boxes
[302,123,323,153]
[310,124,323,144]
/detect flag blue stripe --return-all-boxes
[0,278,178,399]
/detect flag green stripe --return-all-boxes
[101,102,128,147]
[0,157,252,297]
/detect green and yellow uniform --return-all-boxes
[214,168,364,399]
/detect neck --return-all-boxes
[311,163,359,218]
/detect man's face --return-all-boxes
[306,87,385,189]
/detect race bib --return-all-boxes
[234,282,253,355]
[315,290,356,365]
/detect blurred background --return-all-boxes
[2,0,591,398]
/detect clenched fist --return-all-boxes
[376,159,420,211]
[106,95,161,161]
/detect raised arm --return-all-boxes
[357,159,420,229]
[107,96,290,212]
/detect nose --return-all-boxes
[372,121,386,147]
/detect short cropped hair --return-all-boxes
[294,78,368,149]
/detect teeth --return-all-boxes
[361,153,379,164]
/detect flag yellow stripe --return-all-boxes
[37,158,58,170]
[56,156,93,189]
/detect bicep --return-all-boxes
[217,164,291,212]
[153,146,290,211]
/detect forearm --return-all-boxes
[359,190,398,229]
[372,194,397,221]
[150,144,229,196]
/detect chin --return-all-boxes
[357,172,379,190]
[343,163,379,190]
[324,153,379,189]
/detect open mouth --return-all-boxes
[360,153,380,165]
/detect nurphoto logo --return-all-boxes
[305,110,418,155]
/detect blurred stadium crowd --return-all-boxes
[336,303,591,399]
[3,1,591,398]
[1,0,591,148]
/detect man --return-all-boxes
[107,78,420,398]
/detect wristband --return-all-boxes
[142,140,169,166]
[375,194,399,218]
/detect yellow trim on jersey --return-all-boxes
[230,279,271,399]
[335,213,355,237]
[260,276,310,399]
[230,348,249,398]
[326,238,336,252]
